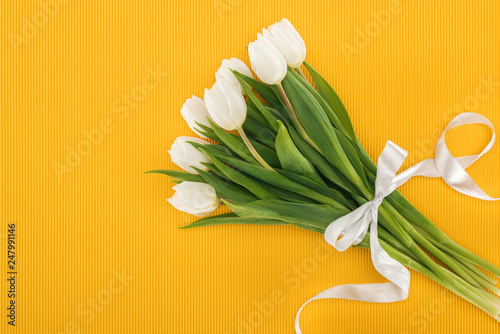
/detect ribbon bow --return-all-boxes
[295,112,499,333]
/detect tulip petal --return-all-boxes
[271,25,304,68]
[169,136,211,174]
[248,41,287,85]
[204,85,235,130]
[216,58,253,91]
[216,76,247,129]
[180,95,211,138]
[279,18,306,59]
[167,181,220,217]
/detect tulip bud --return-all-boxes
[248,34,287,85]
[167,181,220,217]
[267,19,306,68]
[168,136,211,174]
[216,58,253,93]
[180,96,211,138]
[204,76,247,131]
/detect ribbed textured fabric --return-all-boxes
[1,0,499,333]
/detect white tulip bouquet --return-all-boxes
[148,19,500,328]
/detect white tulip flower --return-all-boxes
[216,58,253,93]
[248,33,287,85]
[180,96,211,138]
[204,76,247,131]
[167,181,220,217]
[267,19,306,69]
[168,136,211,174]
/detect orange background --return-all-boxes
[1,0,500,333]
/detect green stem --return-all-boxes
[377,225,422,263]
[376,204,500,315]
[382,201,482,288]
[296,67,308,81]
[236,127,275,172]
[416,226,499,289]
[393,189,500,278]
[357,234,500,318]
[377,205,414,247]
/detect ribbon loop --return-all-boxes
[375,140,409,196]
[435,112,498,200]
[295,112,499,334]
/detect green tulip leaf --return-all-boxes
[252,178,318,204]
[286,124,363,197]
[179,212,289,229]
[287,69,352,141]
[233,74,281,131]
[224,199,346,232]
[144,170,204,183]
[188,142,233,157]
[275,121,326,186]
[303,61,356,140]
[232,71,282,106]
[191,167,258,203]
[246,102,271,126]
[275,168,353,210]
[243,115,277,148]
[281,71,366,191]
[205,119,281,168]
[211,152,348,211]
[198,149,280,200]
[207,119,257,163]
[199,162,230,181]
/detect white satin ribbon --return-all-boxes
[295,112,499,333]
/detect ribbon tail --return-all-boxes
[295,281,409,333]
[296,211,411,334]
[369,212,411,296]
